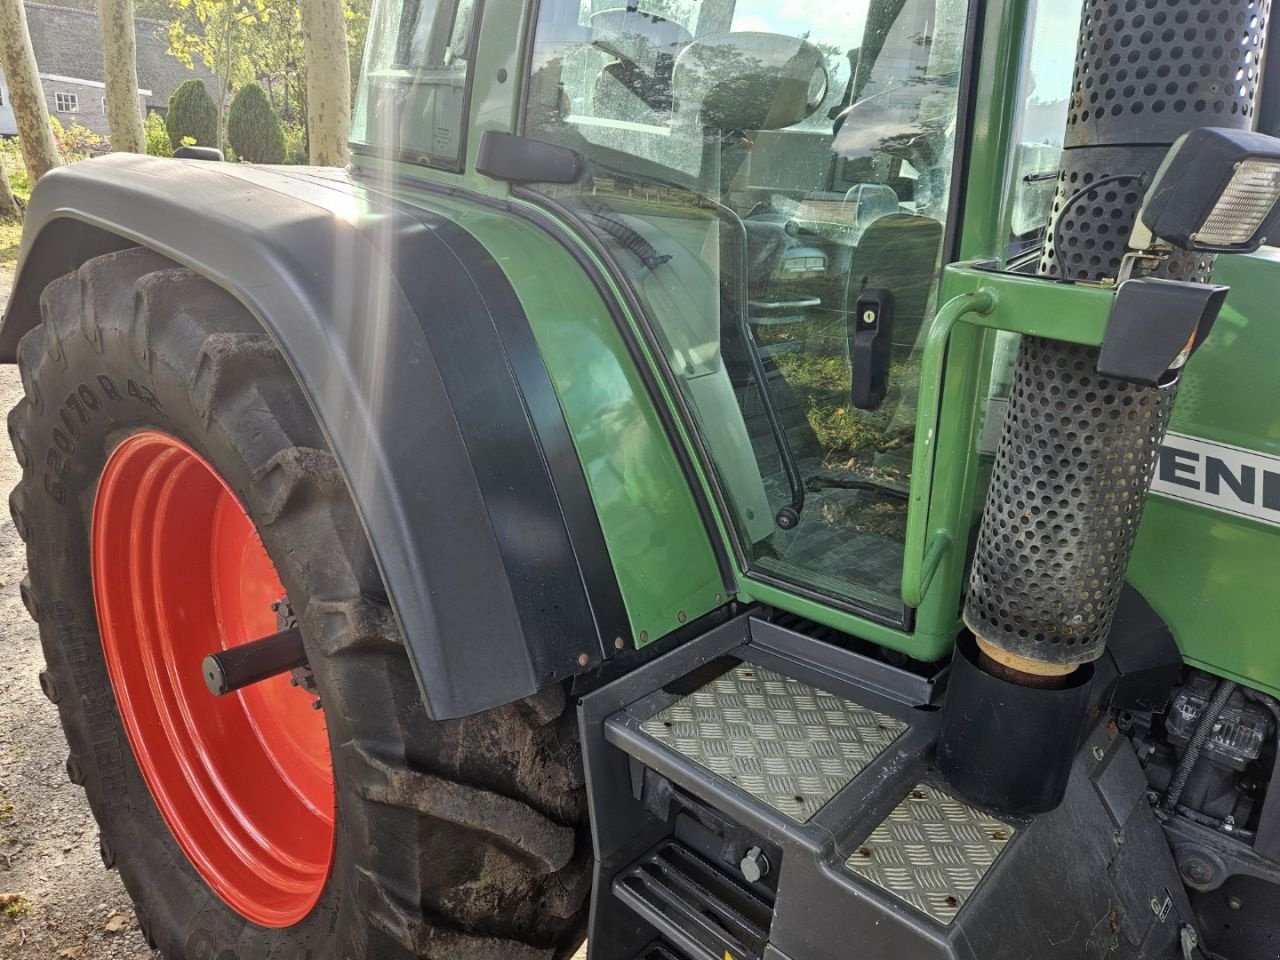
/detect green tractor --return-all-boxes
[6,0,1280,956]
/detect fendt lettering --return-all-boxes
[1,0,1278,958]
[1153,433,1280,528]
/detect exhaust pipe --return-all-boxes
[939,0,1270,814]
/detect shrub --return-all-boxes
[144,111,172,157]
[0,138,30,200]
[226,83,285,164]
[49,117,104,162]
[166,79,219,149]
[281,120,308,164]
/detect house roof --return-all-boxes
[24,1,215,104]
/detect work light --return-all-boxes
[1132,127,1280,253]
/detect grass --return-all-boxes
[769,328,921,474]
[0,150,34,268]
[0,218,23,268]
[0,895,30,921]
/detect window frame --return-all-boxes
[348,0,485,174]
[515,0,986,629]
[55,92,79,113]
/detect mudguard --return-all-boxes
[0,153,630,720]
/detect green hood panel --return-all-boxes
[1129,250,1280,699]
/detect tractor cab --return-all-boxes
[516,0,970,619]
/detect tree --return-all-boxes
[166,78,219,148]
[0,160,21,220]
[171,0,264,149]
[0,0,61,180]
[144,110,173,156]
[298,0,349,165]
[227,82,285,162]
[98,0,146,152]
[165,0,369,161]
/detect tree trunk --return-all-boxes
[216,6,233,151]
[0,0,61,180]
[0,157,21,220]
[98,0,146,153]
[297,0,349,166]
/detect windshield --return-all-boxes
[524,0,970,619]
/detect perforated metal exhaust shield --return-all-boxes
[963,339,1175,665]
[965,0,1268,667]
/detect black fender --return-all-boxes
[1,154,629,719]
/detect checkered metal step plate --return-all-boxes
[639,662,908,822]
[845,783,1015,924]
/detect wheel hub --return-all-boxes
[91,431,335,927]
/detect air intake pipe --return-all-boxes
[938,0,1270,814]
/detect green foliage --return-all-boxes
[165,0,370,141]
[0,894,29,922]
[49,116,105,161]
[144,111,173,157]
[168,0,307,126]
[767,331,918,467]
[281,120,308,164]
[166,79,219,148]
[0,139,31,201]
[227,83,285,163]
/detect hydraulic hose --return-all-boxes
[1164,679,1238,814]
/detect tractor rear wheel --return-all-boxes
[8,248,591,959]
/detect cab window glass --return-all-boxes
[526,0,971,618]
[352,0,478,168]
[1005,3,1077,259]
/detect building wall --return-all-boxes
[0,77,17,137]
[43,77,149,141]
[45,77,111,137]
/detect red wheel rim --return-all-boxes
[92,431,335,928]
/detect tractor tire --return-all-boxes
[8,247,592,959]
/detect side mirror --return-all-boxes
[672,32,827,131]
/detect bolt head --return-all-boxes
[1181,856,1213,885]
[614,636,625,651]
[577,652,590,668]
[740,846,769,883]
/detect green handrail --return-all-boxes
[901,287,998,607]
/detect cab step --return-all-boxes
[579,610,1193,960]
[613,839,771,960]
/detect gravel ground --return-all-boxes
[0,268,590,960]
